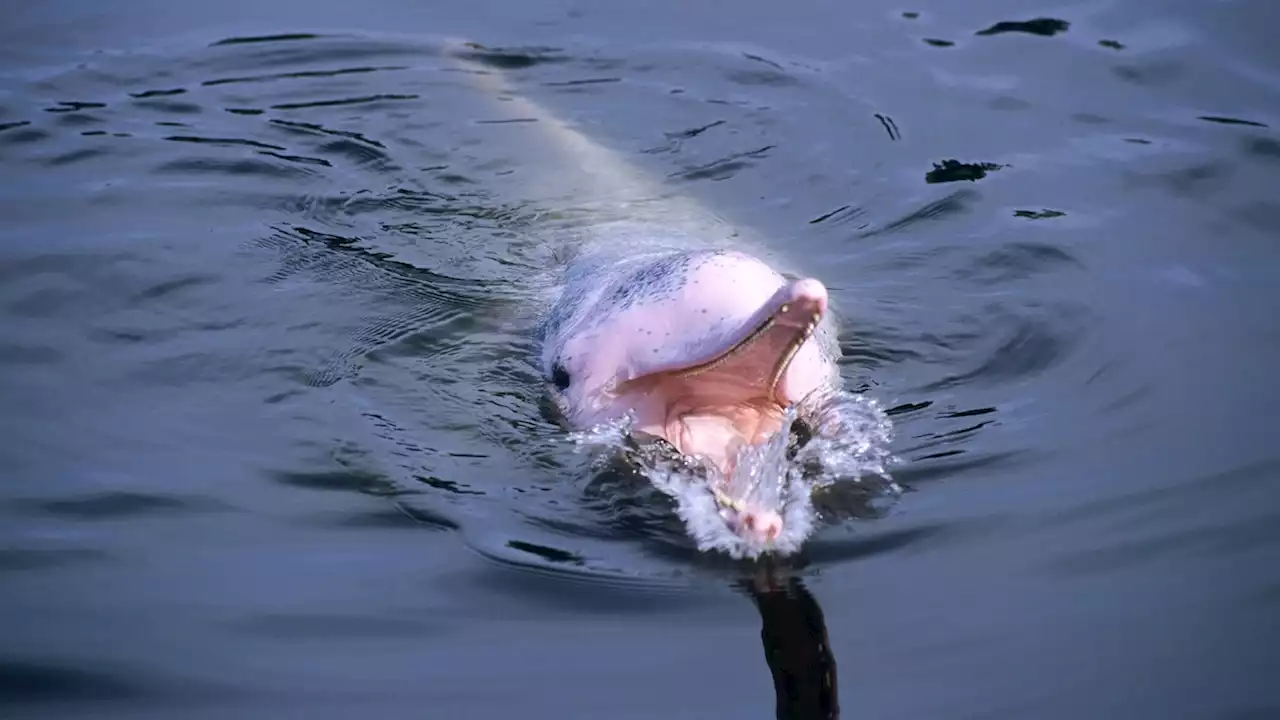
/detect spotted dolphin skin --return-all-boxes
[444,40,846,554]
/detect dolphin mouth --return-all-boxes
[611,277,829,547]
[661,278,828,407]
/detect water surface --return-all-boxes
[2,1,1278,718]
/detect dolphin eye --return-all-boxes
[551,362,571,391]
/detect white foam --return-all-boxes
[564,391,897,559]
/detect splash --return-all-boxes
[564,391,897,559]
[792,389,898,490]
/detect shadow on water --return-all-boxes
[744,572,839,720]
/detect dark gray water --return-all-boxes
[3,1,1279,718]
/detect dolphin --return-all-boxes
[444,40,857,557]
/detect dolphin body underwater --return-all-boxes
[444,41,892,559]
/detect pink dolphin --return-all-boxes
[537,244,841,547]
[444,39,846,553]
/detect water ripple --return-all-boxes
[7,491,229,520]
[1,29,1275,717]
[0,659,142,702]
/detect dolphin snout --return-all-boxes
[734,507,783,545]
